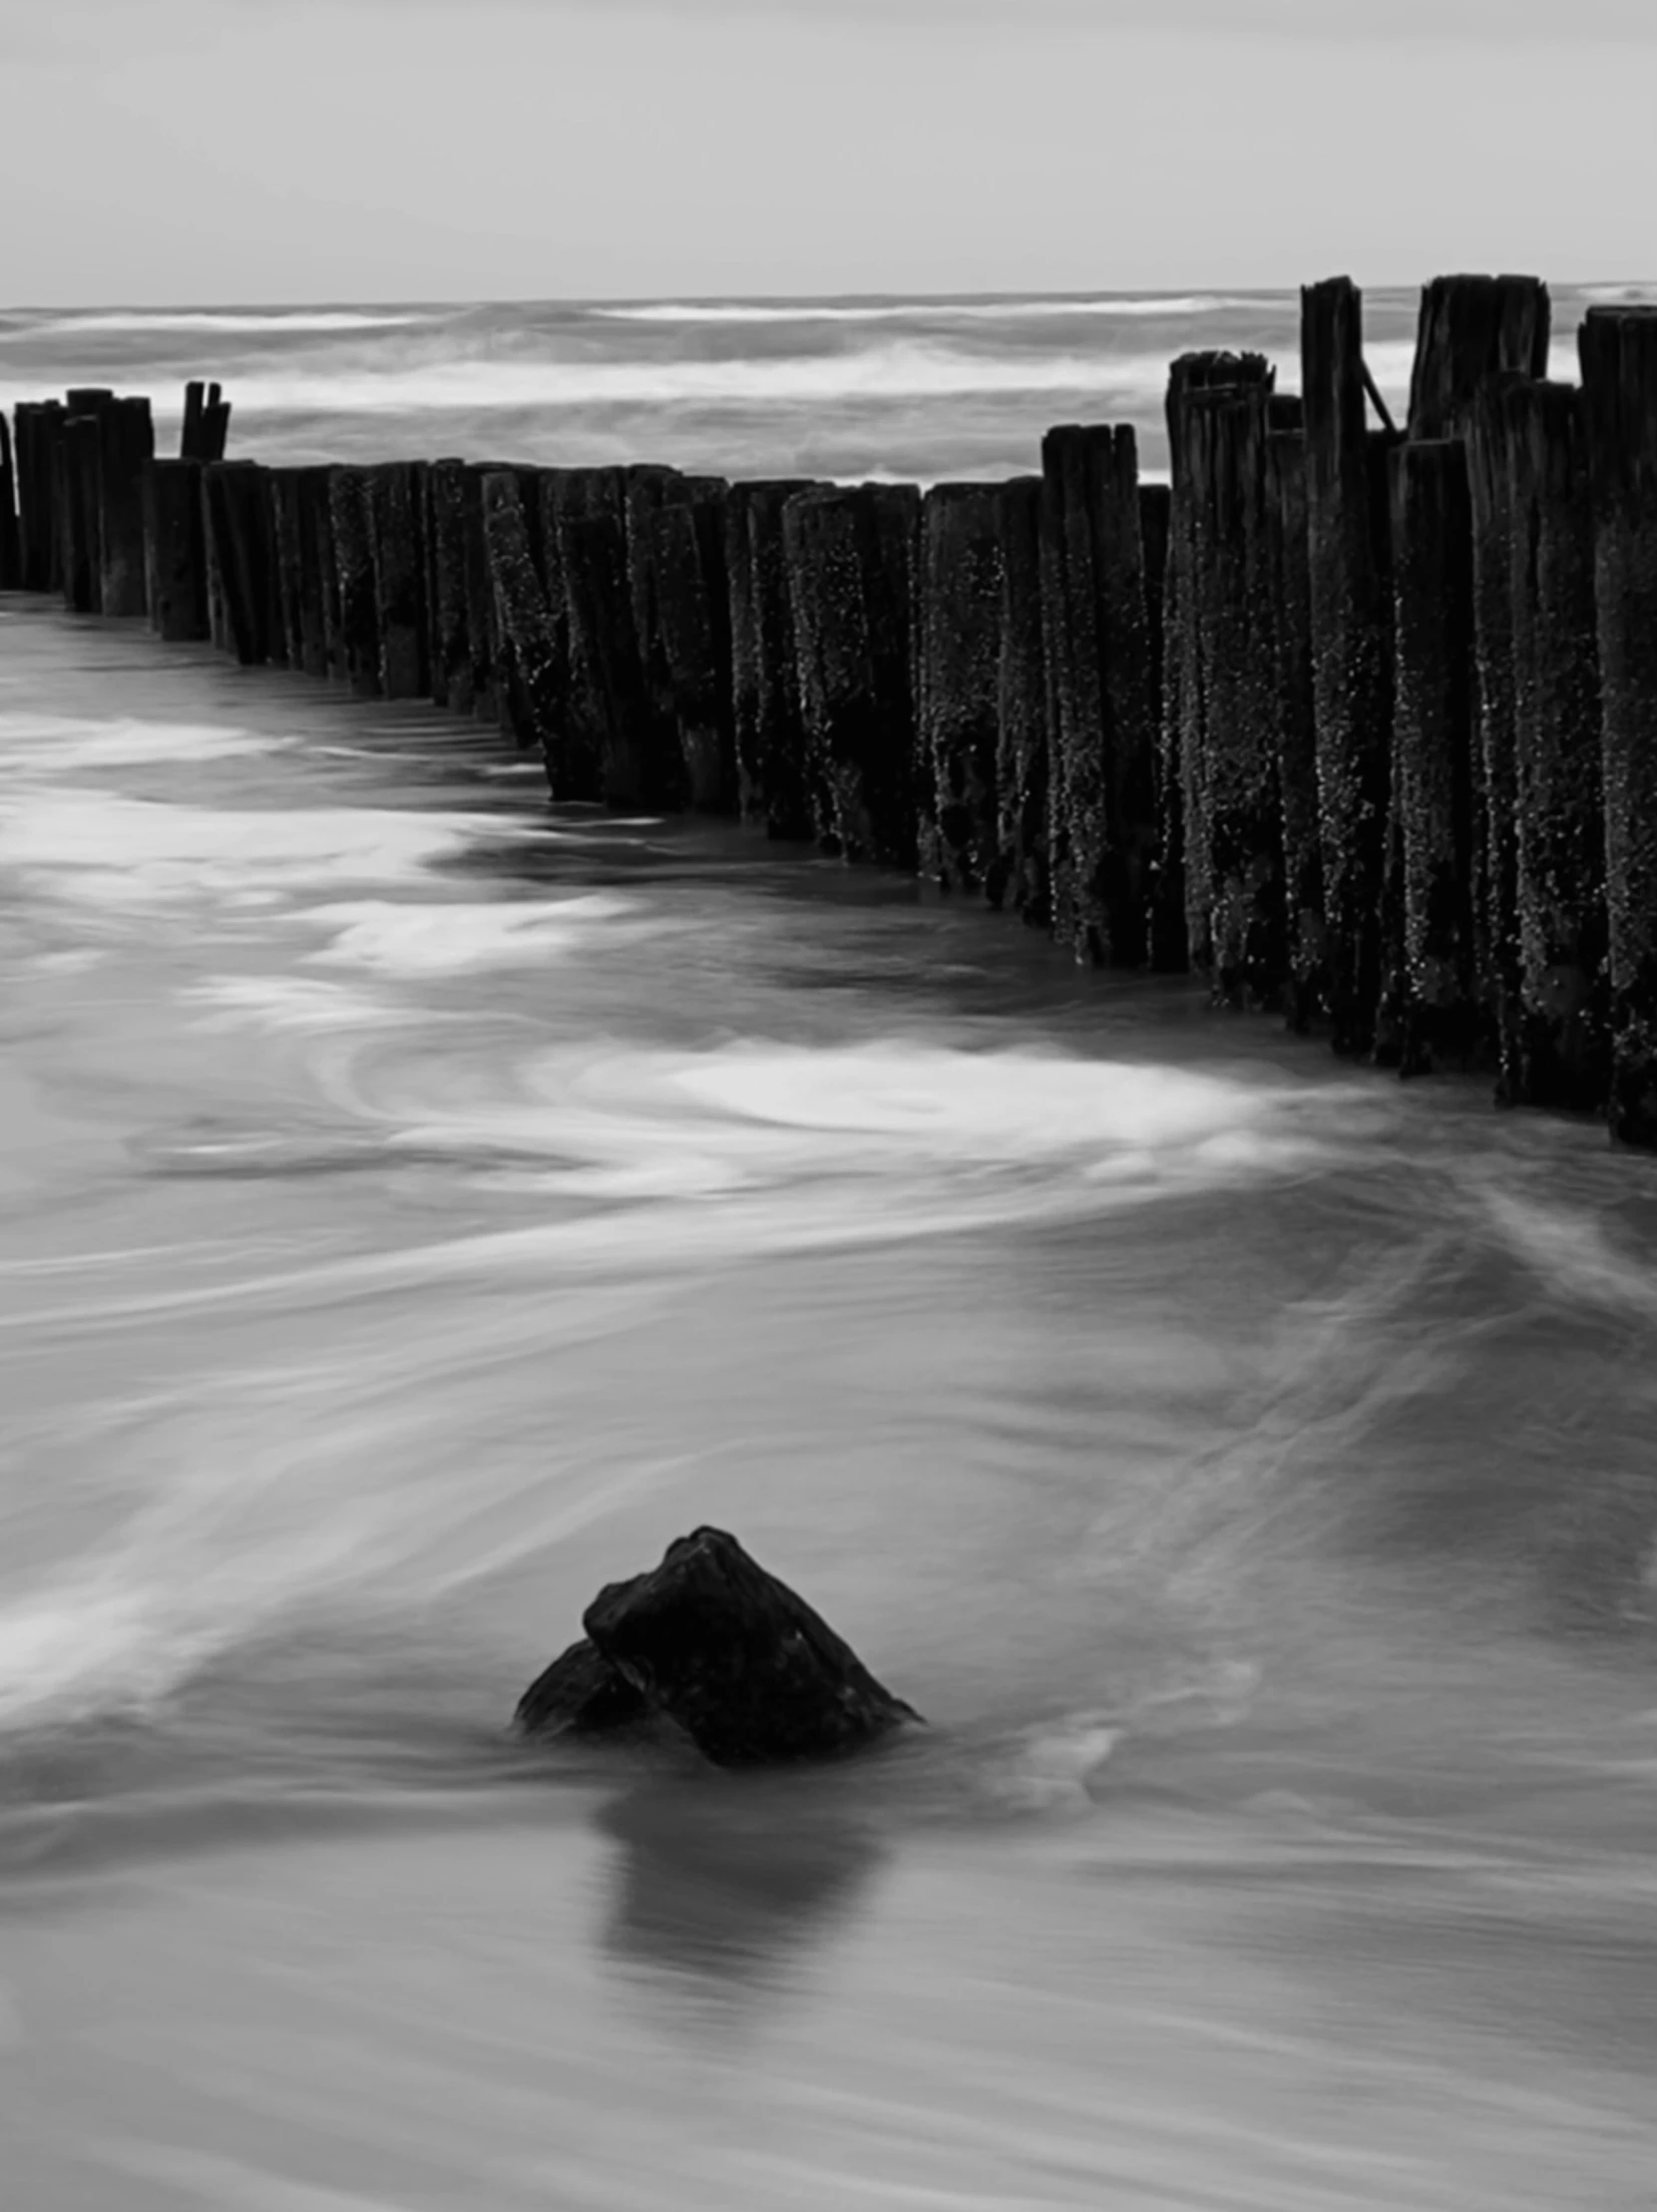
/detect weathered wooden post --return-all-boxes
[368,461,429,698]
[426,459,472,712]
[727,479,818,838]
[996,474,1049,925]
[783,484,918,868]
[95,395,155,618]
[295,466,334,678]
[480,469,562,758]
[460,464,503,724]
[1302,279,1394,1055]
[204,461,272,664]
[269,468,307,668]
[1406,274,1550,440]
[1182,385,1287,1004]
[1579,305,1657,1146]
[1388,439,1477,1074]
[649,480,735,811]
[181,381,207,462]
[14,402,66,592]
[328,465,381,696]
[1264,420,1322,1026]
[1038,426,1109,959]
[202,384,231,464]
[917,482,1005,897]
[1162,353,1274,975]
[142,457,208,641]
[59,412,103,614]
[559,502,653,806]
[1506,380,1607,1108]
[0,415,19,590]
[622,464,693,804]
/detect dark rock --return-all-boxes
[581,1526,920,1768]
[515,1636,652,1738]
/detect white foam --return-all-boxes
[186,344,1180,417]
[595,295,1268,325]
[0,712,287,769]
[299,894,643,977]
[0,793,531,909]
[32,308,439,335]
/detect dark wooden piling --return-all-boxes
[917,482,1006,898]
[1302,279,1395,1054]
[327,465,381,696]
[367,461,429,699]
[142,457,207,641]
[202,385,231,464]
[0,415,19,591]
[727,479,818,839]
[649,481,735,810]
[293,466,335,679]
[1504,381,1607,1108]
[1406,275,1551,441]
[1465,377,1521,1084]
[1162,353,1276,975]
[1264,424,1322,1026]
[204,461,272,665]
[1179,385,1287,1004]
[996,474,1049,925]
[1037,426,1109,960]
[58,413,103,614]
[426,459,472,713]
[460,464,503,724]
[622,464,693,806]
[181,381,207,463]
[95,396,155,618]
[783,484,918,868]
[1389,439,1477,1075]
[480,469,563,762]
[14,402,66,592]
[270,469,307,669]
[1579,306,1657,1146]
[559,504,653,806]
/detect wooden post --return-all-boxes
[14,402,66,592]
[92,397,154,618]
[649,480,735,811]
[1465,374,1533,1090]
[1302,279,1394,1055]
[1162,353,1275,974]
[622,464,693,806]
[142,457,207,641]
[368,461,429,699]
[480,469,562,761]
[1503,381,1608,1107]
[1406,274,1550,441]
[996,474,1049,925]
[1264,426,1323,1027]
[782,484,918,868]
[426,459,472,712]
[204,461,272,664]
[0,414,19,591]
[1181,385,1288,1004]
[269,468,312,670]
[200,461,229,652]
[559,503,653,806]
[461,464,502,724]
[1389,439,1477,1075]
[181,381,207,462]
[917,482,1005,898]
[202,386,231,463]
[292,466,333,678]
[1037,426,1109,959]
[727,479,818,839]
[1579,306,1657,1146]
[328,465,381,696]
[57,412,103,613]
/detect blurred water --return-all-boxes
[2,287,1657,2206]
[0,283,1635,483]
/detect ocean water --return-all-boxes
[3,294,1657,2211]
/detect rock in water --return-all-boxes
[579,1527,920,1767]
[514,1636,651,1739]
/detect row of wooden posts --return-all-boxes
[3,279,1656,1147]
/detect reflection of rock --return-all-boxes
[598,1775,882,1985]
[581,1527,922,1767]
[514,1637,651,1739]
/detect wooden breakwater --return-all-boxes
[5,277,1657,1149]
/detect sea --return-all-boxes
[2,289,1656,2212]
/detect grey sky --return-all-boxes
[4,0,1653,302]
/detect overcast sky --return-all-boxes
[4,0,1653,303]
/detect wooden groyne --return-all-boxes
[6,273,1657,1149]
